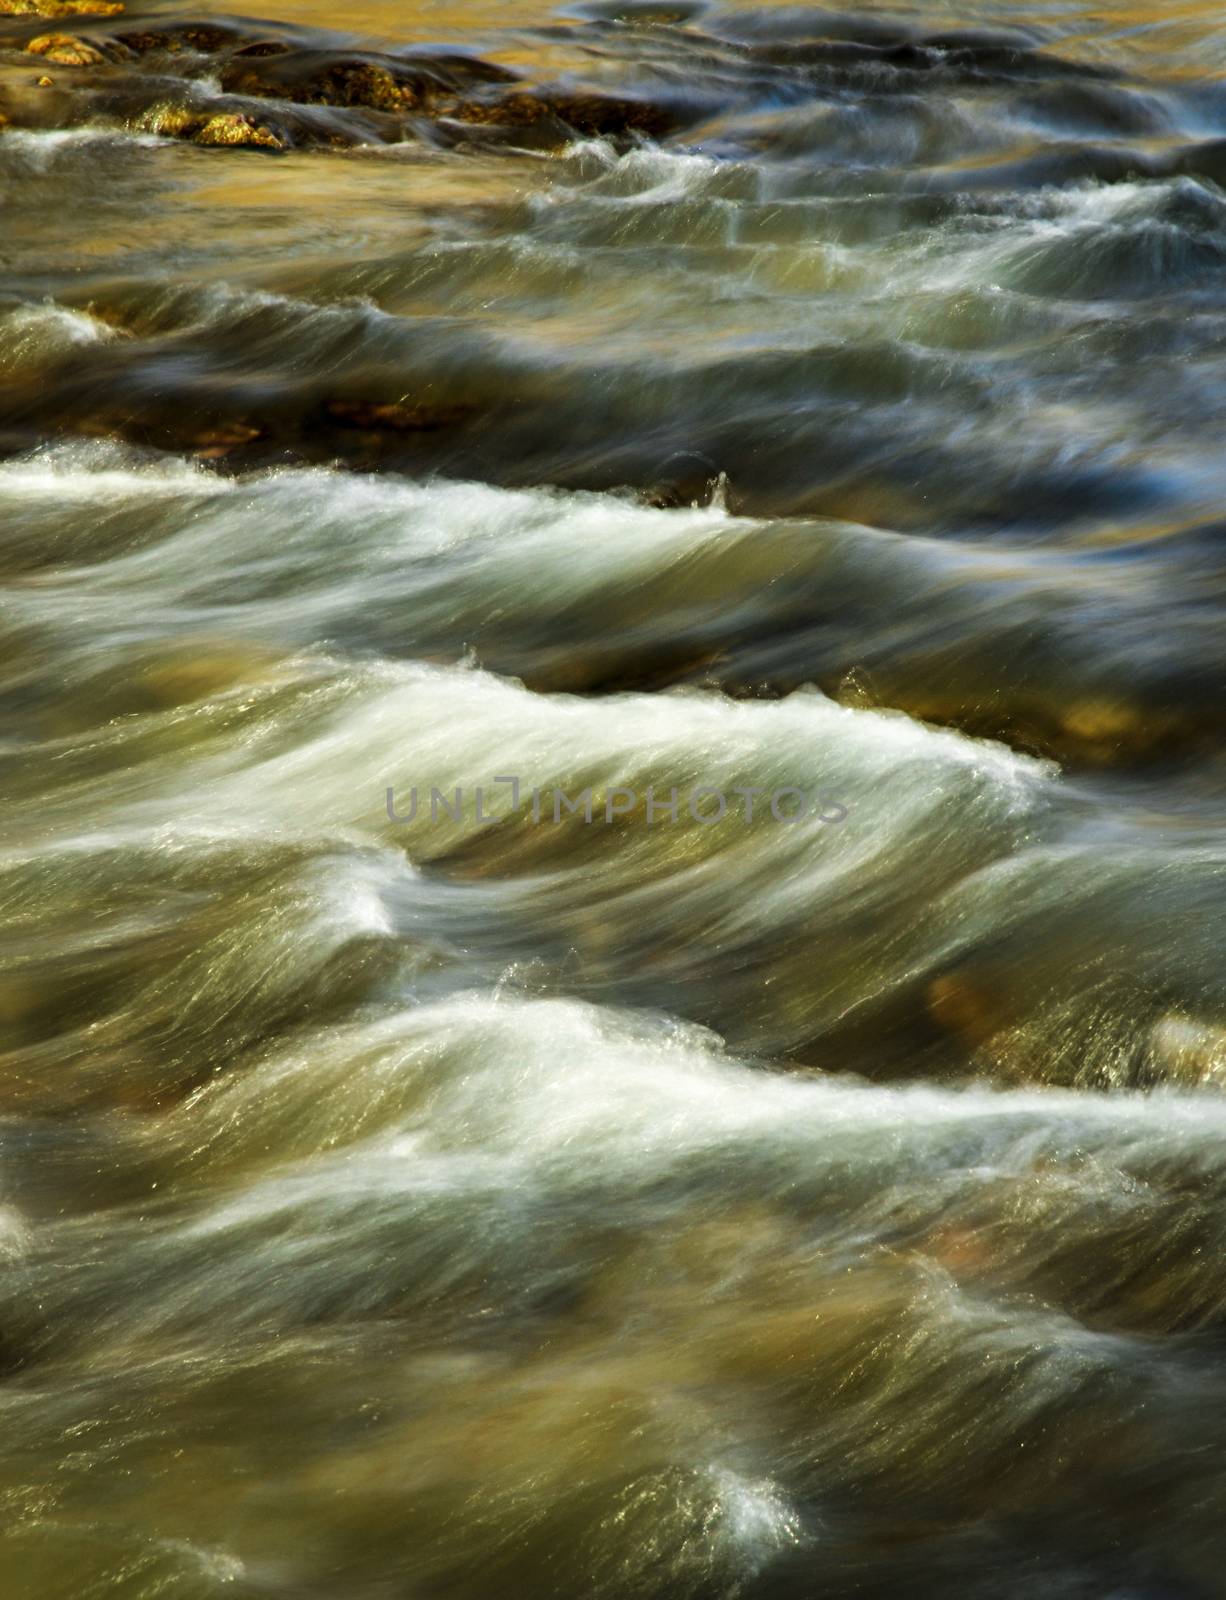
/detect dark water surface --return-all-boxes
[4,0,1226,1595]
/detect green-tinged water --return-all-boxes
[3,0,1226,1595]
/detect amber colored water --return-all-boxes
[3,0,1226,1595]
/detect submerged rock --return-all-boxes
[1058,697,1158,763]
[827,675,1202,770]
[926,972,1010,1053]
[1148,1014,1226,1086]
[136,641,286,708]
[229,39,291,59]
[323,398,470,432]
[191,421,265,458]
[443,86,677,142]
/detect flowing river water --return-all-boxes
[4,0,1226,1594]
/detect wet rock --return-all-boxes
[230,39,290,60]
[26,31,106,66]
[134,101,196,137]
[193,110,283,149]
[133,102,287,149]
[220,53,414,110]
[112,21,243,55]
[447,86,676,142]
[207,39,685,151]
[217,47,513,113]
[124,88,380,151]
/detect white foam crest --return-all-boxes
[0,126,164,168]
[175,989,1226,1188]
[39,990,1226,1381]
[130,278,388,343]
[550,140,743,204]
[0,302,118,376]
[100,465,732,574]
[0,464,746,663]
[707,1468,806,1569]
[918,174,1226,298]
[153,654,1049,851]
[0,439,224,498]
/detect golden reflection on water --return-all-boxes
[199,0,1226,72]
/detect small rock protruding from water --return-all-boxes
[25,31,105,65]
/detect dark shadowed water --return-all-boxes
[3,0,1226,1595]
